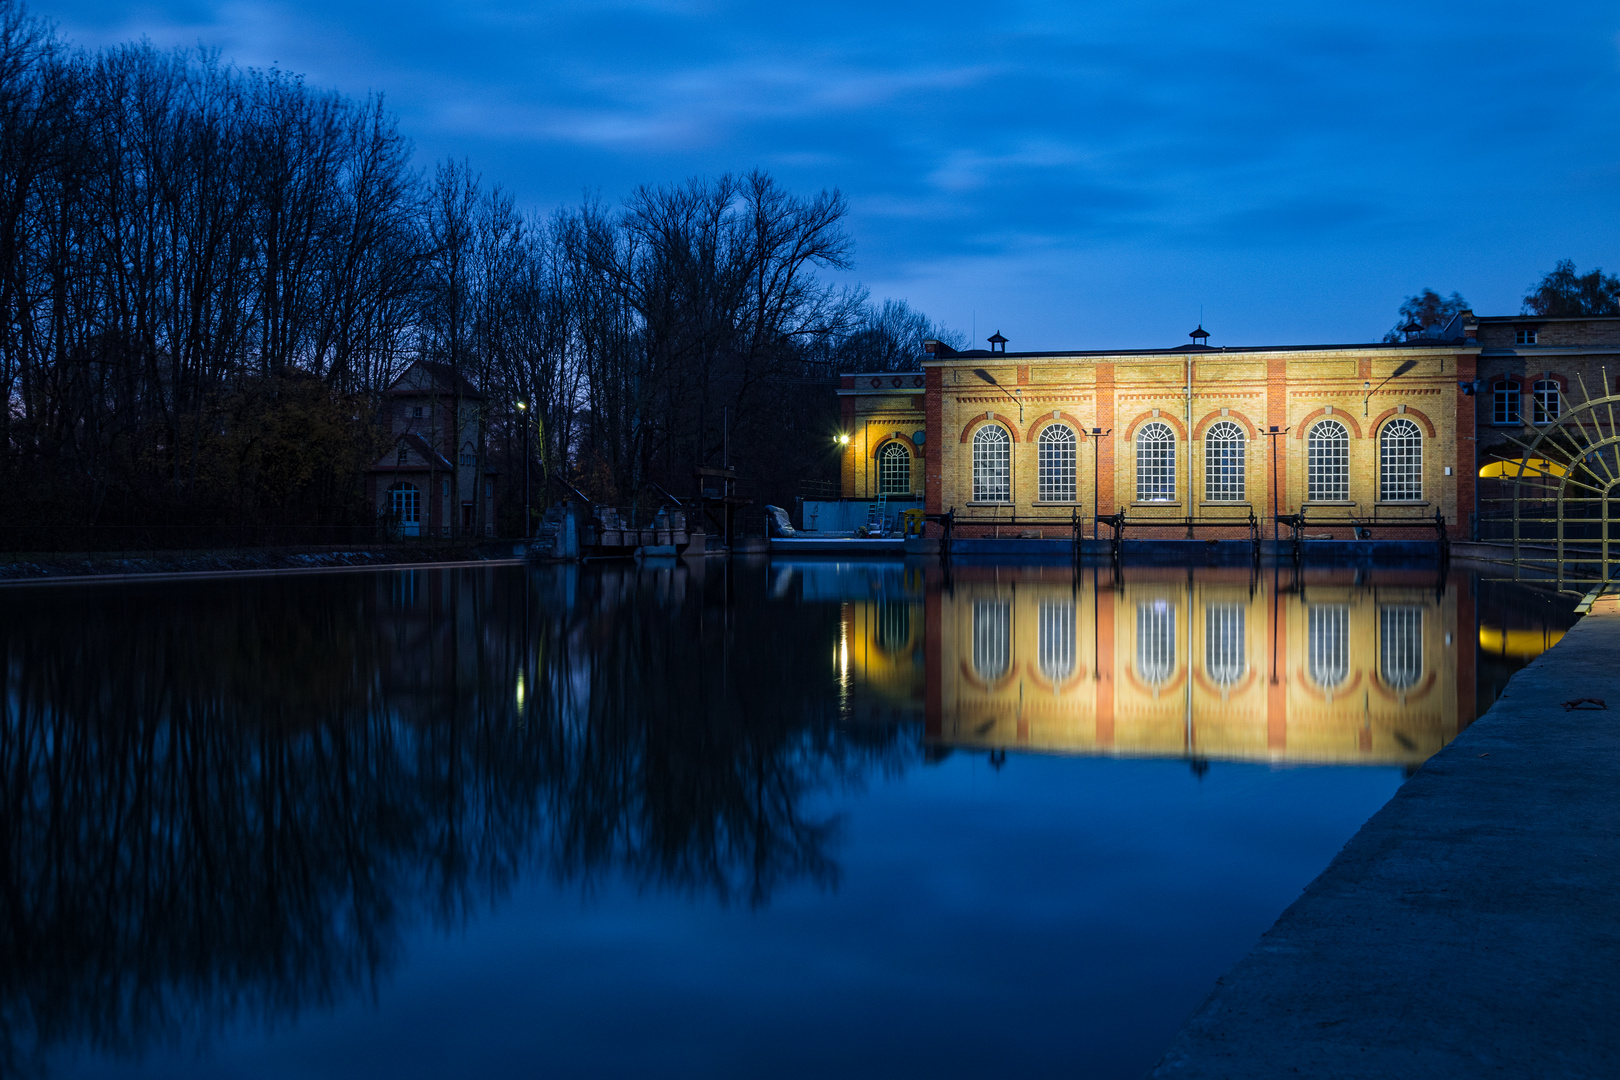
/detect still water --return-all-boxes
[0,560,1575,1079]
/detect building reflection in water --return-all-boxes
[829,565,1475,767]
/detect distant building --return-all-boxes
[833,314,1620,535]
[366,361,497,537]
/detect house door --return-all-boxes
[461,502,474,534]
[390,483,421,537]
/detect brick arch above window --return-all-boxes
[1024,411,1086,443]
[958,412,1022,443]
[1369,406,1436,439]
[1532,371,1570,391]
[1292,409,1363,440]
[1122,409,1186,441]
[1192,409,1258,440]
[870,432,918,459]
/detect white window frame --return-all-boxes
[1379,606,1424,690]
[1135,421,1177,502]
[972,425,1012,503]
[1308,605,1350,690]
[1037,424,1077,502]
[1203,420,1246,502]
[1515,328,1537,345]
[1379,418,1423,502]
[1307,420,1350,502]
[1532,380,1560,425]
[1492,380,1521,425]
[877,441,912,495]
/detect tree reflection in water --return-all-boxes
[0,562,910,1072]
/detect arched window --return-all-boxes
[1136,600,1176,686]
[388,482,421,537]
[972,599,1011,681]
[1038,600,1075,683]
[1379,418,1423,501]
[877,442,912,495]
[1038,424,1077,502]
[1492,380,1521,425]
[1308,420,1350,502]
[1308,605,1350,691]
[1379,606,1423,691]
[1532,380,1561,425]
[1204,420,1246,502]
[972,425,1011,502]
[1135,421,1176,502]
[1205,605,1246,686]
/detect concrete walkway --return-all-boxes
[1151,596,1620,1079]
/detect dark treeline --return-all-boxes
[0,0,959,533]
[0,562,917,1071]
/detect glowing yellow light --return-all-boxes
[515,671,526,710]
[836,433,851,445]
[1479,457,1567,479]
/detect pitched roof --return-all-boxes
[385,359,484,399]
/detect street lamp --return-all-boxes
[517,400,529,540]
[971,368,1024,423]
[1084,426,1111,539]
[1364,359,1418,416]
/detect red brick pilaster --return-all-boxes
[1096,363,1116,515]
[925,368,943,515]
[1267,594,1288,751]
[1455,353,1477,529]
[925,588,942,739]
[1095,588,1115,746]
[1266,356,1289,512]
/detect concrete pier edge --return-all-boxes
[1148,594,1620,1078]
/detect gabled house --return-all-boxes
[366,361,497,537]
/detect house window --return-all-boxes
[972,425,1011,502]
[1379,606,1424,691]
[460,453,476,466]
[972,599,1011,681]
[1136,600,1176,686]
[1532,380,1560,424]
[1037,424,1077,502]
[877,442,911,495]
[1379,418,1423,501]
[1492,380,1521,425]
[1516,329,1537,345]
[1038,600,1075,683]
[412,405,424,418]
[1135,421,1176,502]
[1308,605,1350,691]
[1205,604,1246,687]
[1308,420,1350,502]
[1204,420,1246,502]
[397,448,408,465]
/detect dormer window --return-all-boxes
[397,448,408,465]
[1516,329,1537,345]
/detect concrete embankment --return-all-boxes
[1151,595,1620,1079]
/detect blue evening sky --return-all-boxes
[32,0,1620,350]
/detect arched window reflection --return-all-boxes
[1204,604,1246,686]
[876,598,911,653]
[1038,601,1075,683]
[1308,605,1350,690]
[1380,606,1424,690]
[972,600,1011,681]
[1136,600,1176,685]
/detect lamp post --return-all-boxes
[1265,425,1289,543]
[1364,359,1418,416]
[1085,427,1112,539]
[517,400,529,540]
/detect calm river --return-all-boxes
[0,559,1575,1078]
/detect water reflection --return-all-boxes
[810,565,1476,766]
[0,560,1577,1077]
[0,563,905,1073]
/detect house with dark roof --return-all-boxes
[366,361,498,537]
